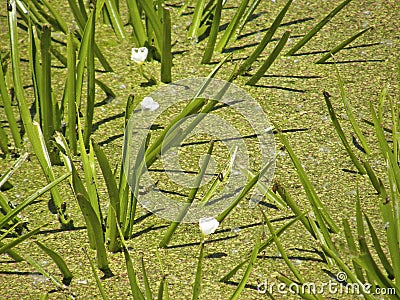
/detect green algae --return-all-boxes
[0,0,399,299]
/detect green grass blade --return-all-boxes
[83,7,96,149]
[333,64,371,154]
[237,0,293,75]
[187,0,206,41]
[76,193,109,272]
[216,160,274,223]
[215,0,250,52]
[355,252,400,297]
[141,256,153,300]
[0,53,21,148]
[323,91,366,174]
[275,275,321,300]
[370,102,400,192]
[126,0,147,47]
[316,27,372,63]
[67,0,113,72]
[0,173,70,229]
[0,126,9,154]
[144,55,230,165]
[114,219,146,300]
[274,182,314,235]
[105,0,127,40]
[10,0,68,229]
[285,0,353,56]
[39,24,55,146]
[141,0,162,49]
[83,247,109,300]
[0,225,43,254]
[34,240,73,285]
[161,6,172,83]
[201,0,223,64]
[238,0,262,34]
[92,139,121,252]
[362,159,387,197]
[246,31,290,85]
[159,141,215,248]
[275,126,339,233]
[364,214,394,279]
[220,215,301,282]
[192,242,204,300]
[66,32,77,155]
[20,252,64,289]
[40,0,68,33]
[342,218,364,282]
[262,209,304,283]
[229,233,260,300]
[320,245,376,300]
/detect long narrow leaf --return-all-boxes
[285,0,353,56]
[246,31,290,85]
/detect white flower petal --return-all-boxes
[141,96,159,112]
[199,217,219,235]
[131,47,148,64]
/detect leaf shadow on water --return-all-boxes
[222,35,304,54]
[98,133,124,146]
[165,235,237,249]
[91,111,125,133]
[291,41,384,57]
[130,224,169,239]
[36,225,87,235]
[237,17,314,40]
[250,84,306,93]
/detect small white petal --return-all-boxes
[131,47,148,64]
[141,96,159,112]
[199,217,219,235]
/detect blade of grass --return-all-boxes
[229,232,260,300]
[0,173,70,229]
[333,63,371,155]
[201,0,223,64]
[316,27,372,64]
[141,0,162,50]
[220,214,302,282]
[237,0,293,76]
[364,213,394,279]
[285,0,353,56]
[246,31,290,85]
[192,241,204,300]
[0,126,9,154]
[66,32,77,155]
[216,159,274,223]
[0,224,44,254]
[274,125,339,233]
[34,240,73,285]
[126,0,146,47]
[83,6,96,149]
[215,0,250,52]
[187,0,206,41]
[105,0,127,40]
[159,141,215,248]
[113,218,146,300]
[323,91,366,174]
[342,218,364,282]
[92,139,121,252]
[161,5,172,83]
[0,52,21,147]
[83,247,109,300]
[76,193,109,272]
